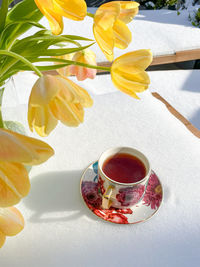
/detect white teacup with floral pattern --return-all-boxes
[98,147,151,209]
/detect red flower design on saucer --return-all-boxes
[82,181,131,224]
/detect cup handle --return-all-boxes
[102,185,114,209]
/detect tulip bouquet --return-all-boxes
[0,0,152,248]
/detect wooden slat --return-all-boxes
[151,92,200,139]
[151,49,200,66]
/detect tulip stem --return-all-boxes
[0,87,4,128]
[0,50,43,78]
[87,12,95,18]
[0,108,4,128]
[33,58,111,72]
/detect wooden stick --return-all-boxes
[151,92,200,138]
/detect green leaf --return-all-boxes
[17,63,70,72]
[7,0,41,22]
[29,43,95,57]
[0,20,45,49]
[0,69,18,85]
[10,34,82,57]
[4,0,43,48]
[4,120,26,135]
[62,35,94,42]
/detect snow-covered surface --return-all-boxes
[24,8,200,62]
[149,69,200,130]
[1,72,200,267]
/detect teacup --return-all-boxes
[98,147,151,209]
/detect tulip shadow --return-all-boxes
[23,170,96,223]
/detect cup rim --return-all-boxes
[98,146,151,186]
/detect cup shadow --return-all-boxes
[23,170,97,223]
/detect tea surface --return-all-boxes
[102,153,146,183]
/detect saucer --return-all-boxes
[80,161,163,224]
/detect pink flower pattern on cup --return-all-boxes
[143,173,162,209]
[116,185,145,207]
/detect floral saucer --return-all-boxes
[80,161,163,224]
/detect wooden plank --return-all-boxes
[151,49,200,66]
[151,92,200,139]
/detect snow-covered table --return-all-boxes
[149,69,200,133]
[1,72,200,267]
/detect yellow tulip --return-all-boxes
[0,128,54,165]
[34,0,87,35]
[0,128,54,207]
[93,1,139,61]
[69,49,97,81]
[111,49,152,98]
[0,207,24,248]
[28,75,93,137]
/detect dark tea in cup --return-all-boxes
[98,147,151,209]
[102,153,146,183]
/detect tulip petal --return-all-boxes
[0,207,24,236]
[64,78,93,107]
[111,73,140,99]
[113,19,132,49]
[118,1,139,24]
[50,96,84,126]
[93,25,114,62]
[112,50,153,72]
[55,54,74,76]
[69,50,97,81]
[93,2,120,61]
[94,2,120,30]
[29,75,60,106]
[53,76,80,103]
[112,68,150,95]
[0,230,6,248]
[34,0,63,35]
[0,129,54,165]
[70,66,96,81]
[0,162,30,207]
[28,105,58,137]
[53,0,87,21]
